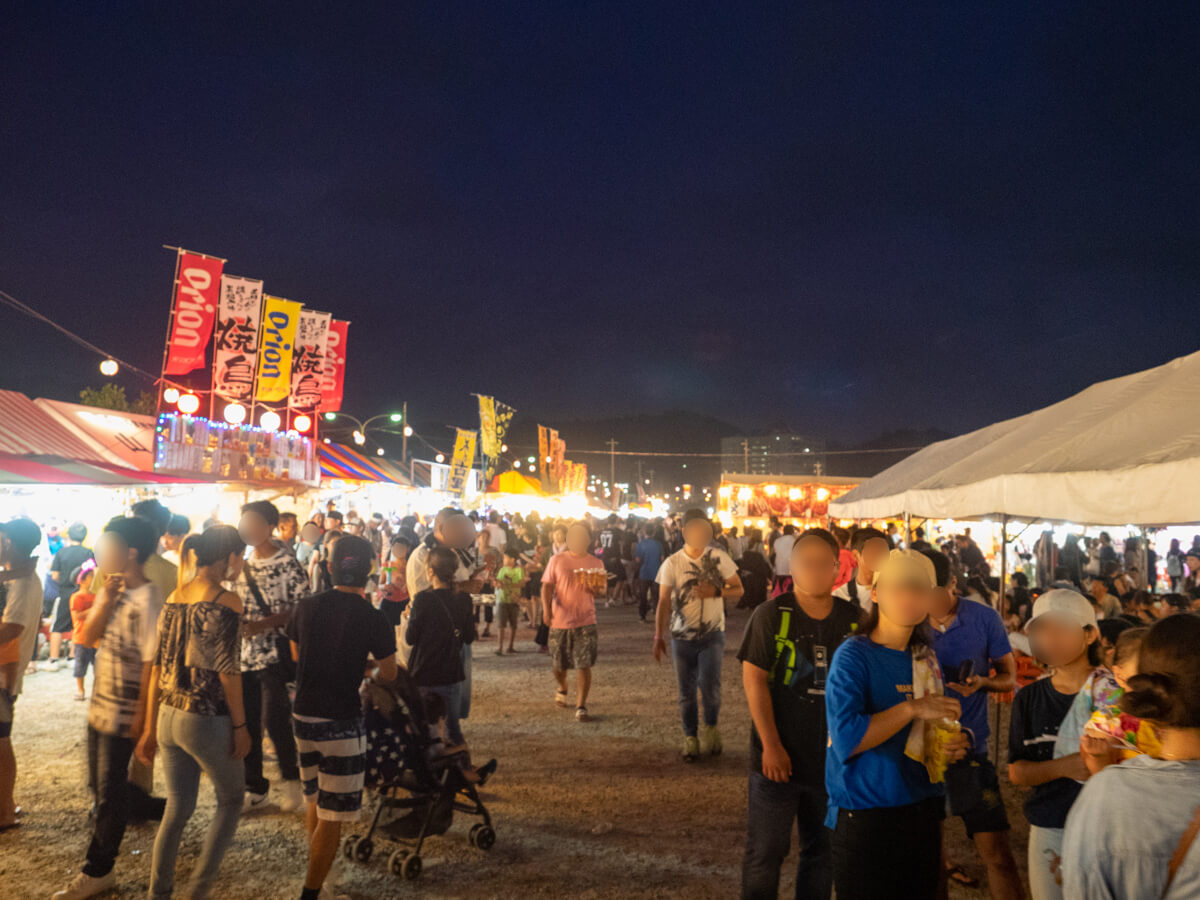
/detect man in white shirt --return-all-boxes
[833,527,891,611]
[0,518,46,831]
[654,510,744,762]
[484,511,507,552]
[771,526,797,589]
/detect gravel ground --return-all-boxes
[5,604,1030,898]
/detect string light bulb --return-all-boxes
[260,411,281,431]
[293,414,312,433]
[99,359,118,376]
[223,403,246,425]
[177,393,200,415]
[162,387,180,404]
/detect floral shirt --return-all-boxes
[236,544,310,671]
[656,547,738,640]
[155,599,241,717]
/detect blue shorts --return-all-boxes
[293,714,367,822]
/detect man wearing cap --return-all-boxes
[0,518,45,831]
[921,549,1022,899]
[654,509,744,762]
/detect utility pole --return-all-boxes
[401,400,408,465]
[606,438,618,489]
[742,439,749,473]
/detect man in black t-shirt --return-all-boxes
[737,528,861,900]
[286,535,396,900]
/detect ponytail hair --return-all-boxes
[178,525,246,592]
[862,592,930,651]
[1120,615,1200,728]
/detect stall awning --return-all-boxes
[830,348,1200,525]
[0,390,112,461]
[0,451,203,486]
[34,398,157,471]
[487,470,546,495]
[319,443,412,485]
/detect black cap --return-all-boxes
[0,518,42,557]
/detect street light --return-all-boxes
[323,406,409,461]
[352,430,366,446]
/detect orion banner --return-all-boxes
[538,425,550,487]
[290,310,331,411]
[164,251,224,375]
[319,319,349,412]
[255,296,302,402]
[212,275,263,400]
[448,428,477,495]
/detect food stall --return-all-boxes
[716,473,862,531]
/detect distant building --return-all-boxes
[720,432,827,476]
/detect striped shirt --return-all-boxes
[87,583,163,737]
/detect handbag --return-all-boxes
[1162,801,1200,899]
[242,567,297,682]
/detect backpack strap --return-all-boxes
[1163,801,1200,899]
[847,578,858,602]
[767,603,797,686]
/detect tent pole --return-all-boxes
[993,513,1008,764]
[904,511,912,547]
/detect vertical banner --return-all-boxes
[164,251,225,375]
[552,436,567,494]
[478,395,498,458]
[538,425,550,488]
[212,275,263,400]
[574,462,588,494]
[289,310,331,411]
[547,428,560,493]
[255,296,302,402]
[319,320,349,413]
[447,428,477,496]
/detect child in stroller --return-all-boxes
[343,668,497,881]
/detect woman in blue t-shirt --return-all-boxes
[825,550,969,899]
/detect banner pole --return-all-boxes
[157,247,184,416]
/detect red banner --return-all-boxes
[164,252,224,375]
[318,319,349,412]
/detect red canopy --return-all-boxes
[0,451,202,486]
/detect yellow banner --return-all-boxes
[256,296,303,402]
[478,395,498,458]
[448,428,477,495]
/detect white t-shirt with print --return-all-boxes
[656,547,738,641]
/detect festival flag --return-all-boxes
[164,251,224,375]
[538,425,550,487]
[212,275,263,401]
[552,436,567,494]
[448,428,477,495]
[318,320,349,412]
[289,310,331,411]
[478,395,498,458]
[547,428,560,492]
[574,462,588,493]
[255,296,302,402]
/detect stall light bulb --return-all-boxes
[260,411,281,431]
[99,359,119,376]
[177,393,200,415]
[223,403,246,425]
[293,414,312,433]
[162,387,180,404]
[376,447,385,456]
[435,453,445,463]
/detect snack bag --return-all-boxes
[905,646,959,783]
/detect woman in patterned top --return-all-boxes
[135,526,248,900]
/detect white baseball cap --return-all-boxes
[1025,588,1098,633]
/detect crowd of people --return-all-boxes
[2,500,1200,898]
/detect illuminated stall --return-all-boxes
[716,473,862,531]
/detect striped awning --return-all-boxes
[0,390,111,461]
[0,451,202,485]
[319,443,412,485]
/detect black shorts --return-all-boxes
[947,755,1010,838]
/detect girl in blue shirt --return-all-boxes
[825,550,969,899]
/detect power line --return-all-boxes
[0,286,159,382]
[502,445,928,458]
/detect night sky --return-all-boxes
[2,4,1197,446]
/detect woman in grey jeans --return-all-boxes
[135,526,249,899]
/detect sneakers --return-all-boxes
[46,658,61,672]
[276,779,304,813]
[702,725,723,757]
[243,791,271,813]
[682,736,700,762]
[52,870,117,899]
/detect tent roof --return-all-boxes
[487,470,546,495]
[830,350,1200,526]
[0,451,203,486]
[0,391,112,462]
[319,443,412,485]
[34,398,157,470]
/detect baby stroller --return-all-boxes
[343,669,497,882]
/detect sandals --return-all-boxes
[945,865,978,888]
[575,706,591,723]
[555,690,568,708]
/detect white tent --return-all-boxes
[830,350,1200,526]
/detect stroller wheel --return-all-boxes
[344,834,373,863]
[473,824,496,851]
[390,849,422,880]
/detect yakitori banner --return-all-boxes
[552,436,567,493]
[448,428,477,495]
[289,310,331,411]
[318,319,349,412]
[255,296,302,402]
[212,275,263,400]
[164,251,224,375]
[538,425,550,486]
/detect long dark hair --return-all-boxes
[1121,615,1200,727]
[178,525,245,591]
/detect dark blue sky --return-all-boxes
[2,3,1197,443]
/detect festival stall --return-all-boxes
[312,441,419,521]
[716,473,862,531]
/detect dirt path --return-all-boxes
[5,604,1029,898]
